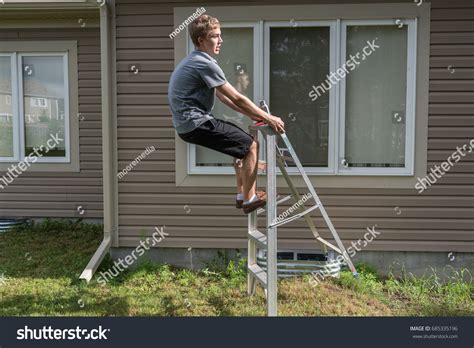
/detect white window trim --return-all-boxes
[337,19,417,176]
[17,52,70,164]
[0,40,79,172]
[187,21,263,174]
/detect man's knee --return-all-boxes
[249,140,257,153]
[243,141,257,159]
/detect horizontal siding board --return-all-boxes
[116,15,173,27]
[431,32,474,44]
[0,193,102,202]
[0,210,102,218]
[430,44,474,56]
[118,183,474,195]
[117,139,174,149]
[118,215,473,230]
[430,57,474,68]
[117,82,169,94]
[429,20,474,32]
[117,61,175,71]
[0,202,103,210]
[428,138,474,149]
[118,204,474,219]
[117,105,171,116]
[116,49,173,60]
[429,80,474,91]
[431,0,474,8]
[431,8,474,20]
[117,37,173,49]
[118,95,169,105]
[117,71,171,83]
[428,126,474,136]
[118,116,172,127]
[429,105,474,114]
[428,115,474,126]
[429,68,474,79]
[119,193,474,207]
[429,92,474,103]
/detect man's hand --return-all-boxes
[262,114,285,134]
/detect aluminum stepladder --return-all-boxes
[246,100,358,316]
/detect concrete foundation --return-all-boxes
[110,247,474,281]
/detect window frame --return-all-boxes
[337,19,417,176]
[0,40,79,172]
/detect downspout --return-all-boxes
[80,1,116,282]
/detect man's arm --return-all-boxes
[216,82,285,133]
[215,89,255,119]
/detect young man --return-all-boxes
[168,14,285,214]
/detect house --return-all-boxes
[0,0,472,281]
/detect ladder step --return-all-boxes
[269,204,319,228]
[248,264,267,289]
[248,229,267,248]
[256,194,293,215]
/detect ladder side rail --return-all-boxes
[247,211,258,296]
[266,133,278,317]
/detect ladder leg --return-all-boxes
[266,134,277,317]
[247,211,257,296]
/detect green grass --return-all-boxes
[0,219,472,316]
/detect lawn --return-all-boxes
[0,219,472,316]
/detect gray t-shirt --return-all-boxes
[168,50,227,134]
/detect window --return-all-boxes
[0,52,69,162]
[185,18,416,176]
[339,20,416,175]
[30,97,48,108]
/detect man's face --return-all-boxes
[198,27,223,56]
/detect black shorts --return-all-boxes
[178,118,254,160]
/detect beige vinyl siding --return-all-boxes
[0,27,103,218]
[116,0,473,252]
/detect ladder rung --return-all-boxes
[269,204,319,228]
[248,264,267,289]
[256,194,293,215]
[248,229,267,248]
